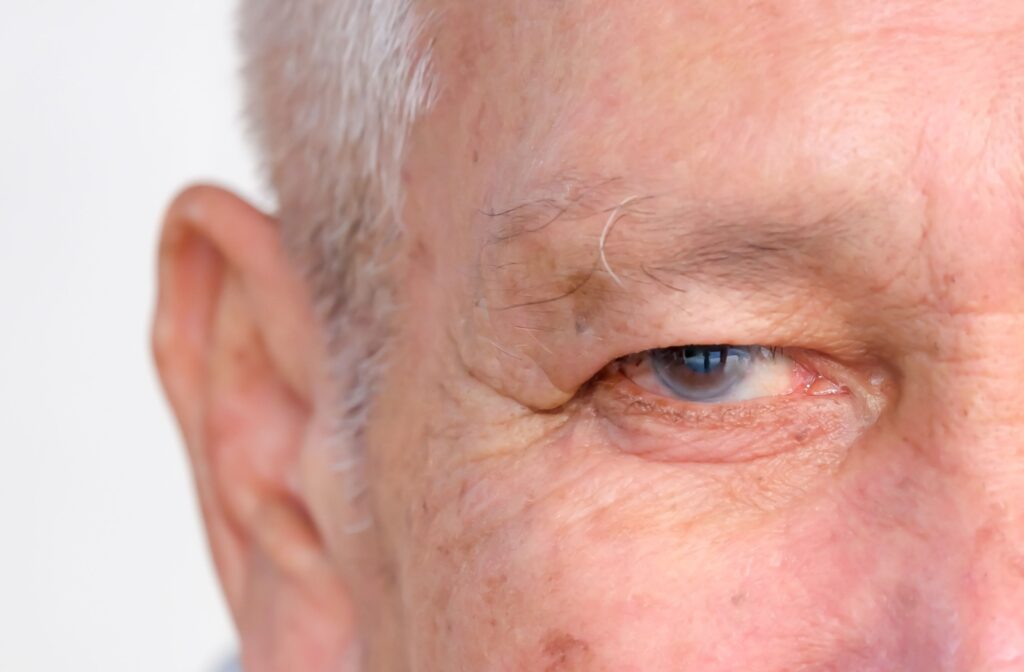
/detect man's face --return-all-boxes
[339,0,1024,668]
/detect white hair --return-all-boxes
[238,0,437,439]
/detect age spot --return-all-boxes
[542,631,594,671]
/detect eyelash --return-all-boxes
[617,346,783,365]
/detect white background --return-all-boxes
[1,2,261,669]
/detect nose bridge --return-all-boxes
[918,315,1024,669]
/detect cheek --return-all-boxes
[404,430,966,672]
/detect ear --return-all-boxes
[153,185,356,671]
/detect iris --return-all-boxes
[650,345,756,402]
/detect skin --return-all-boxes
[154,1,1024,670]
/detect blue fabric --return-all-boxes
[215,656,241,672]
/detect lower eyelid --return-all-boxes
[589,375,860,464]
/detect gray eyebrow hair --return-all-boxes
[476,175,860,311]
[479,175,637,235]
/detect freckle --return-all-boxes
[730,591,746,606]
[895,584,921,610]
[974,523,999,548]
[472,148,480,164]
[484,573,508,603]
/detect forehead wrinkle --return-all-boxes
[630,218,852,290]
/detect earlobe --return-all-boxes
[153,185,356,671]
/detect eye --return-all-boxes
[620,345,816,403]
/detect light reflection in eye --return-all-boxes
[622,345,806,403]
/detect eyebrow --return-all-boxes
[477,176,859,311]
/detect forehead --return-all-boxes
[435,0,1019,181]
[418,0,1024,268]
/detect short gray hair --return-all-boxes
[238,0,437,430]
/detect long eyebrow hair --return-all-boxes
[475,174,860,311]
